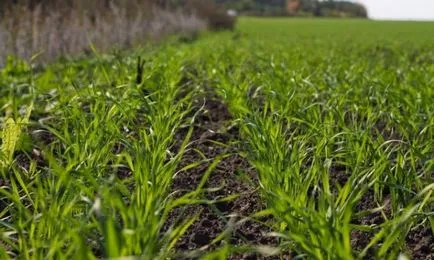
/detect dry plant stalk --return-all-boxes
[0,2,206,66]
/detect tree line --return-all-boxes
[0,0,367,21]
[216,0,368,18]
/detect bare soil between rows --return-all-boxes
[167,97,285,259]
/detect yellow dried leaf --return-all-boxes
[0,102,33,167]
[1,118,21,166]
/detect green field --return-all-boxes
[1,18,433,259]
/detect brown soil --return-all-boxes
[166,97,283,259]
[406,226,434,260]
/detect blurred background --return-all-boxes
[0,0,432,65]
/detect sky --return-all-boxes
[358,0,434,20]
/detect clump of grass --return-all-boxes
[0,47,208,258]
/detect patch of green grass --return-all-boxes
[1,18,433,259]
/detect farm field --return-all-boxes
[0,18,433,259]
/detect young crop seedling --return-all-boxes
[0,18,433,259]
